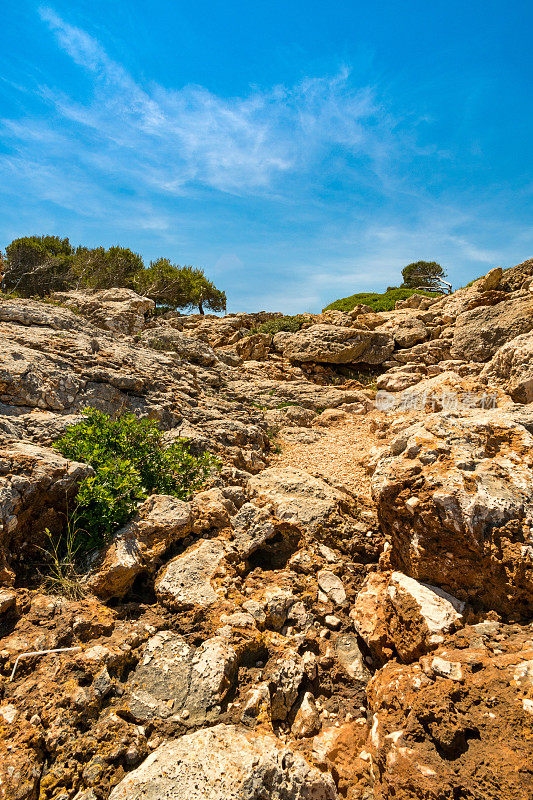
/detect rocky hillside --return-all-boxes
[0,260,532,800]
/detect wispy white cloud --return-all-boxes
[12,7,408,199]
[0,7,530,313]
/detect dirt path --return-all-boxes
[272,415,384,505]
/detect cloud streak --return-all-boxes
[0,7,530,313]
[9,7,406,200]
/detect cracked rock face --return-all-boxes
[123,630,237,726]
[273,324,395,365]
[109,723,338,800]
[372,408,533,617]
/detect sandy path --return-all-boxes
[271,416,382,505]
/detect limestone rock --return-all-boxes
[335,633,371,682]
[247,467,353,533]
[85,495,192,600]
[269,655,305,721]
[140,326,218,366]
[123,630,236,725]
[372,409,533,617]
[109,723,338,800]
[350,571,465,664]
[0,440,91,584]
[366,626,533,800]
[273,324,394,365]
[155,538,229,611]
[450,294,533,361]
[318,569,347,607]
[292,692,321,738]
[53,288,154,335]
[482,330,533,403]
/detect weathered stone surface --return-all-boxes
[482,330,533,403]
[372,409,533,617]
[334,633,370,682]
[498,257,533,292]
[227,375,367,411]
[292,692,321,738]
[85,495,192,600]
[247,467,353,532]
[269,654,306,721]
[53,288,154,335]
[365,626,533,800]
[0,440,91,585]
[318,569,347,607]
[273,324,394,364]
[109,723,338,800]
[123,630,236,725]
[351,571,465,664]
[140,326,219,366]
[450,294,533,361]
[155,538,229,611]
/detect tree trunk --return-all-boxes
[198,299,204,315]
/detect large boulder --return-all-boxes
[350,571,465,664]
[155,538,229,611]
[247,467,354,532]
[247,467,378,558]
[450,294,533,361]
[85,495,192,600]
[482,330,533,403]
[140,326,218,366]
[122,630,236,726]
[0,440,91,584]
[109,723,338,800]
[53,288,154,335]
[273,324,394,364]
[371,409,533,617]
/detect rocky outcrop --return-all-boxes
[140,326,219,366]
[53,288,154,334]
[155,538,229,611]
[0,440,91,584]
[482,330,533,403]
[273,324,395,364]
[372,409,533,617]
[109,723,338,800]
[450,294,533,361]
[1,261,533,800]
[350,571,465,664]
[85,495,193,600]
[122,630,237,726]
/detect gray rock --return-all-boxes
[109,723,338,800]
[231,502,278,559]
[335,634,370,681]
[317,570,347,607]
[451,294,533,361]
[155,538,229,611]
[124,630,236,725]
[273,324,394,365]
[141,326,219,366]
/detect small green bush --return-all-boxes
[323,287,439,314]
[54,408,219,550]
[248,315,306,336]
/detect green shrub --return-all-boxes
[323,287,439,314]
[248,315,306,336]
[54,408,219,550]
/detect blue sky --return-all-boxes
[1,1,532,312]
